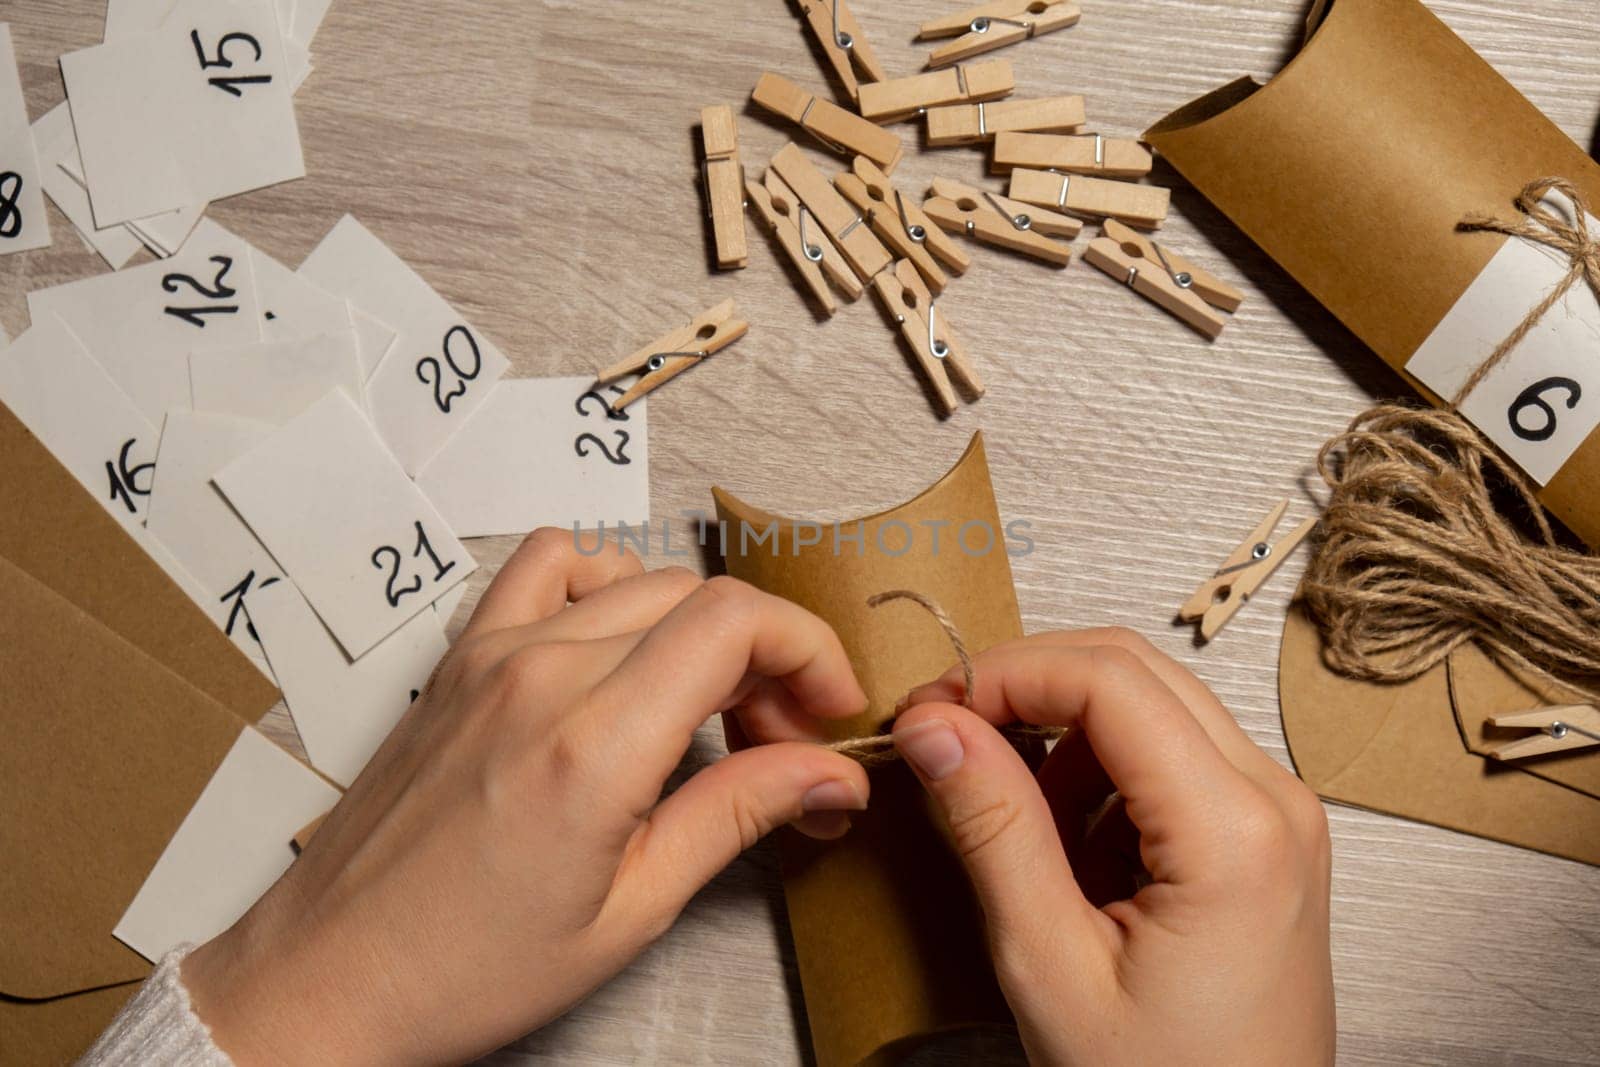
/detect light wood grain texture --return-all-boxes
[5,1,1600,1064]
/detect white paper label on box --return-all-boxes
[27,218,264,423]
[298,215,510,474]
[0,24,51,255]
[417,378,651,538]
[62,0,304,226]
[113,727,339,963]
[0,316,162,529]
[189,329,365,424]
[250,578,446,787]
[215,389,475,659]
[1407,204,1600,486]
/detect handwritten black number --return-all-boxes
[372,521,454,608]
[575,385,629,421]
[105,438,155,514]
[412,520,455,582]
[415,326,482,413]
[0,172,22,239]
[574,429,632,465]
[190,29,273,97]
[371,546,423,608]
[163,255,239,327]
[1507,376,1582,443]
[409,689,421,703]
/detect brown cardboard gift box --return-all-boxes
[0,404,282,1066]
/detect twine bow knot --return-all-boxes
[1452,177,1600,406]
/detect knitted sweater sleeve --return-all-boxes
[77,944,232,1066]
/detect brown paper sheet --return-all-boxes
[1279,604,1600,866]
[1144,0,1600,546]
[1447,643,1600,801]
[712,433,1026,1066]
[0,402,280,719]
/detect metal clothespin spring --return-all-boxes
[896,191,926,243]
[977,101,988,137]
[798,97,850,155]
[969,15,1034,37]
[984,191,1030,232]
[1153,242,1194,289]
[798,206,824,262]
[1056,173,1071,209]
[927,300,949,359]
[1211,542,1272,579]
[1093,133,1104,167]
[645,349,707,373]
[832,0,853,50]
[1550,720,1600,743]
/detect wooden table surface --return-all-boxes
[7,1,1600,1063]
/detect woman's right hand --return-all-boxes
[890,629,1335,1067]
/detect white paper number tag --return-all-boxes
[189,329,365,424]
[298,215,510,474]
[215,389,475,659]
[0,24,51,255]
[417,378,651,537]
[1407,203,1600,486]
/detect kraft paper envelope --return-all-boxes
[1279,605,1600,866]
[0,556,261,1065]
[713,433,1030,1067]
[0,401,280,718]
[1144,0,1600,546]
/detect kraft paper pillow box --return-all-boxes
[0,402,283,1066]
[1144,0,1600,546]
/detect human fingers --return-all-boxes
[461,528,643,637]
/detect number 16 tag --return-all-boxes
[216,389,476,660]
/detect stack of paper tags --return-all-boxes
[1,211,651,964]
[3,0,333,267]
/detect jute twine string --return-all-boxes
[826,590,1064,767]
[1451,176,1600,406]
[1301,403,1600,701]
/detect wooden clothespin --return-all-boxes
[835,156,968,294]
[871,258,983,416]
[596,300,749,411]
[745,168,861,315]
[925,94,1085,147]
[922,177,1077,266]
[751,72,904,173]
[700,105,747,270]
[1179,500,1315,641]
[1486,705,1600,761]
[769,142,892,281]
[1083,219,1244,339]
[992,132,1152,179]
[1007,167,1170,229]
[918,0,1082,68]
[795,0,886,103]
[857,59,1013,124]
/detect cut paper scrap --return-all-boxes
[298,214,510,474]
[33,103,142,269]
[713,432,1026,1067]
[114,727,338,962]
[189,329,365,424]
[0,315,161,530]
[27,218,263,423]
[146,411,284,674]
[416,378,651,538]
[250,576,446,787]
[253,246,398,376]
[1278,604,1600,866]
[215,388,475,659]
[62,0,304,226]
[0,23,50,255]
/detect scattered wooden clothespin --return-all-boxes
[596,299,749,411]
[1007,167,1170,229]
[992,132,1152,179]
[922,177,1077,266]
[1486,705,1600,761]
[871,258,983,415]
[918,0,1082,68]
[1179,500,1314,641]
[857,59,1013,124]
[1083,219,1244,338]
[770,142,892,281]
[700,105,747,270]
[835,156,968,294]
[925,94,1086,147]
[752,72,904,173]
[745,168,861,315]
[794,0,886,103]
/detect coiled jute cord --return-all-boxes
[827,590,1063,767]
